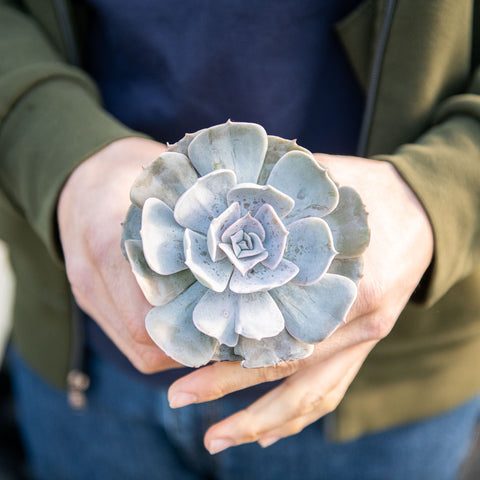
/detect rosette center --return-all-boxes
[230,230,265,259]
[218,212,269,276]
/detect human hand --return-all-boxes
[167,155,434,453]
[58,137,180,373]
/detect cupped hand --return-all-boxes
[58,137,180,373]
[167,155,434,454]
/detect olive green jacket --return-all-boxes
[1,0,480,441]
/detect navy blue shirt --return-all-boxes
[83,0,364,384]
[85,0,363,153]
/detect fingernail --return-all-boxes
[169,392,197,408]
[207,438,234,455]
[259,436,280,448]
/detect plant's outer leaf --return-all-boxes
[235,291,284,340]
[271,274,357,344]
[235,329,314,368]
[285,217,336,285]
[125,240,195,306]
[196,290,285,344]
[328,256,364,285]
[141,198,186,275]
[257,136,311,185]
[267,151,338,222]
[188,121,268,183]
[130,152,198,209]
[121,204,142,259]
[145,282,217,367]
[193,289,239,347]
[167,129,207,156]
[324,186,370,258]
[211,344,243,362]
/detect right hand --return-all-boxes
[166,155,434,453]
[58,137,180,373]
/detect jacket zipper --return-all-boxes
[66,299,90,409]
[356,0,397,157]
[52,0,89,408]
[52,0,79,66]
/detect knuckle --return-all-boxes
[208,384,227,401]
[295,391,325,416]
[206,363,237,399]
[243,431,260,443]
[123,309,151,344]
[288,419,308,436]
[259,360,298,382]
[129,349,161,374]
[66,261,93,299]
[131,357,156,374]
[322,396,339,415]
[225,409,261,443]
[84,223,112,266]
[357,278,385,315]
[208,370,231,399]
[240,418,260,442]
[65,257,85,284]
[130,356,150,373]
[362,314,393,341]
[256,367,280,384]
[127,319,150,345]
[255,367,278,384]
[277,360,300,377]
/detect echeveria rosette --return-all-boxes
[122,121,370,368]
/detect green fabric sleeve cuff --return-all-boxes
[375,114,480,307]
[0,75,143,263]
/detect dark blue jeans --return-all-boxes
[8,348,480,480]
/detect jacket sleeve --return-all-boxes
[0,0,140,262]
[376,66,480,307]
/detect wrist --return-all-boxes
[314,154,434,299]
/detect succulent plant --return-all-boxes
[122,121,369,368]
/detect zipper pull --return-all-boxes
[67,369,90,409]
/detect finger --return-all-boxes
[203,340,375,454]
[168,358,301,408]
[82,217,156,348]
[101,257,154,346]
[256,341,372,448]
[73,256,180,373]
[91,297,180,374]
[168,312,383,408]
[81,291,180,373]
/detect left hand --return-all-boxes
[167,155,434,454]
[58,137,180,373]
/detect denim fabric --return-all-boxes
[8,348,480,480]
